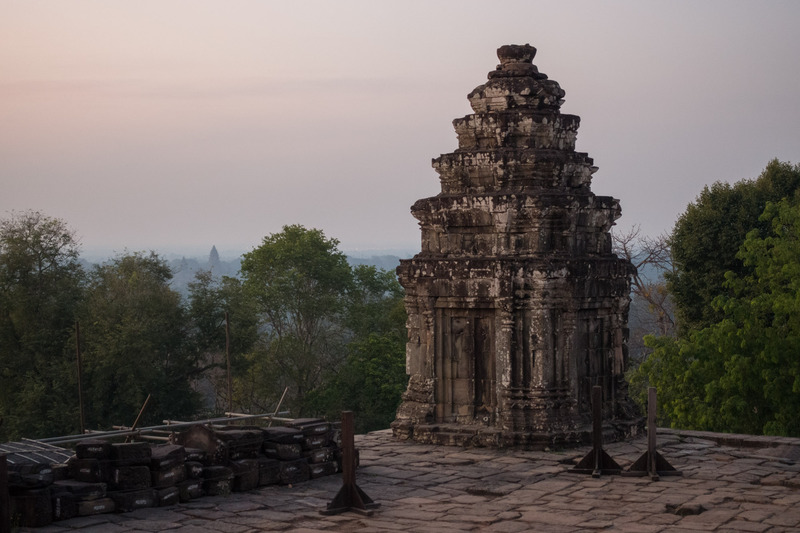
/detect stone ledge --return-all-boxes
[658,428,800,449]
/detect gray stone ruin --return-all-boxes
[391,44,641,447]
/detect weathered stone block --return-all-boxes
[392,44,642,448]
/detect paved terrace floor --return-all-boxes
[20,428,800,533]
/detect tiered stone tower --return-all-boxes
[391,44,640,447]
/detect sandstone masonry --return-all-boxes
[391,44,641,447]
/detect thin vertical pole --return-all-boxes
[571,385,622,476]
[75,321,85,435]
[623,387,681,479]
[341,411,356,487]
[592,385,603,476]
[648,387,658,477]
[225,312,232,413]
[321,411,379,516]
[0,454,10,533]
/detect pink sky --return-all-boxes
[2,1,799,257]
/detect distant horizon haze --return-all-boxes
[78,242,417,263]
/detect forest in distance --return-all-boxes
[155,249,411,297]
[0,220,409,442]
[79,249,408,301]
[2,159,800,441]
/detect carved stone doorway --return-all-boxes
[434,309,496,425]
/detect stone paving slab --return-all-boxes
[14,429,800,532]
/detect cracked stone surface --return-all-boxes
[21,428,800,532]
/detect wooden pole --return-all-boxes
[0,454,10,533]
[592,385,603,475]
[225,311,232,413]
[571,385,622,477]
[124,394,151,443]
[321,411,379,516]
[267,387,289,427]
[341,412,356,486]
[623,387,681,479]
[75,321,85,435]
[648,386,658,477]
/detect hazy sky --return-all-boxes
[3,1,799,258]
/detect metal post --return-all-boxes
[321,411,379,516]
[75,321,85,435]
[1,454,10,533]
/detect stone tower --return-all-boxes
[391,44,640,447]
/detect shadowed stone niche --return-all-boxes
[391,44,642,448]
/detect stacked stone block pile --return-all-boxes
[6,417,349,528]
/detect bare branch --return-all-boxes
[612,225,676,343]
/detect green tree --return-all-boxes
[612,225,675,365]
[0,211,84,440]
[345,265,406,338]
[668,159,800,333]
[631,197,800,436]
[237,225,353,416]
[708,198,800,435]
[187,270,258,413]
[308,264,408,432]
[79,252,201,429]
